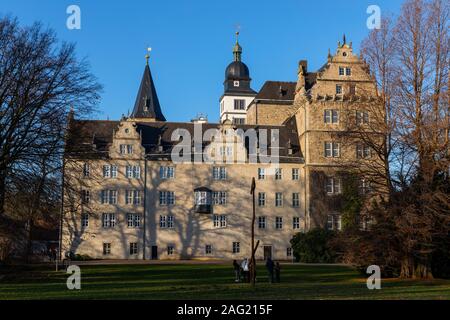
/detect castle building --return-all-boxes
[61,36,381,260]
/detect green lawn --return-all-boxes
[0,263,449,300]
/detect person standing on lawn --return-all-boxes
[241,258,249,282]
[265,257,274,283]
[233,259,241,282]
[274,261,281,283]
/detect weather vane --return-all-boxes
[145,47,152,65]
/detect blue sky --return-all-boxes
[1,0,403,122]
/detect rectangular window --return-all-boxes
[258,216,266,229]
[287,247,293,257]
[275,168,282,180]
[324,110,339,124]
[292,168,299,180]
[356,143,371,159]
[339,66,345,76]
[326,178,341,195]
[159,191,175,206]
[129,243,138,255]
[258,168,265,180]
[258,192,266,206]
[205,245,212,255]
[356,110,369,124]
[81,213,89,228]
[81,190,90,204]
[275,192,283,207]
[232,242,240,254]
[167,245,174,255]
[111,165,118,178]
[358,178,371,195]
[346,67,351,76]
[324,142,340,158]
[103,165,111,178]
[103,243,111,255]
[126,165,140,178]
[120,144,133,155]
[212,191,227,205]
[349,84,356,95]
[160,166,175,179]
[213,215,227,228]
[159,215,166,228]
[82,163,90,177]
[336,84,343,94]
[292,193,300,207]
[167,215,174,228]
[327,214,342,231]
[232,118,245,125]
[234,99,246,110]
[293,217,300,229]
[127,214,141,228]
[159,215,174,229]
[275,217,283,229]
[102,213,116,228]
[213,167,227,180]
[101,190,117,204]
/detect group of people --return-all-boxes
[232,257,281,283]
[233,258,252,283]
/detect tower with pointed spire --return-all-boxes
[130,48,166,122]
[219,32,257,124]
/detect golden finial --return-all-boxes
[145,47,151,65]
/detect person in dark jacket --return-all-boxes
[274,262,281,283]
[233,259,241,282]
[265,257,274,283]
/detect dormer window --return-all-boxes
[346,67,351,76]
[233,81,240,87]
[339,67,345,76]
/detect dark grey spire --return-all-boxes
[131,62,166,121]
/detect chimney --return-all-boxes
[299,60,308,74]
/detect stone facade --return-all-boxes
[61,38,383,260]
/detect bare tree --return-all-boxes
[336,0,449,279]
[0,16,101,260]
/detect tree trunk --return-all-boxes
[0,169,6,217]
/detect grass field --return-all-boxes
[0,263,449,300]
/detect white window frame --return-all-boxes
[293,217,300,229]
[292,168,299,180]
[275,192,283,207]
[81,213,89,228]
[275,168,282,180]
[292,193,300,207]
[324,142,340,158]
[258,216,266,229]
[275,216,283,229]
[213,167,227,180]
[102,213,116,228]
[258,168,265,180]
[129,242,138,255]
[212,191,227,205]
[232,242,240,254]
[326,178,342,195]
[258,192,266,206]
[83,163,90,177]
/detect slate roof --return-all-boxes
[254,76,317,103]
[65,119,303,163]
[130,65,166,121]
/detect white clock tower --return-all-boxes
[219,32,257,124]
